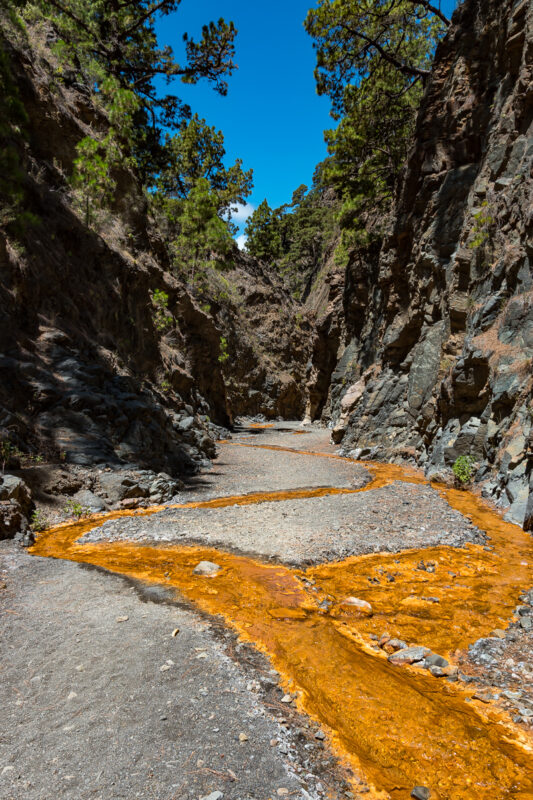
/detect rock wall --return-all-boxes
[210,253,310,420]
[324,0,533,525]
[0,29,229,479]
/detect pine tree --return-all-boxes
[305,0,449,231]
[244,200,282,261]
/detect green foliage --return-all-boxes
[244,166,338,297]
[28,0,237,178]
[218,335,229,364]
[30,509,47,532]
[452,455,476,486]
[70,77,139,226]
[244,199,282,261]
[154,114,252,216]
[151,289,173,332]
[305,1,448,241]
[468,201,495,250]
[64,499,90,519]
[170,177,234,284]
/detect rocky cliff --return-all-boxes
[0,21,309,535]
[315,0,533,526]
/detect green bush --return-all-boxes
[452,455,476,486]
[64,500,90,520]
[151,289,173,332]
[218,335,229,364]
[30,509,47,532]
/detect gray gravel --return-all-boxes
[180,427,371,504]
[82,481,486,565]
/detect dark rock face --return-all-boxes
[0,474,32,541]
[0,32,231,479]
[318,0,533,526]
[215,254,309,420]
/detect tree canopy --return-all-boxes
[305,0,448,235]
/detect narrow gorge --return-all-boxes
[1,1,532,799]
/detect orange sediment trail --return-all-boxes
[30,458,533,800]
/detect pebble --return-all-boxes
[281,694,293,703]
[199,793,223,800]
[315,730,326,740]
[116,615,129,622]
[238,732,249,742]
[424,653,449,669]
[341,597,373,615]
[277,789,289,796]
[411,787,431,800]
[193,561,221,577]
[382,638,407,654]
[429,666,444,677]
[388,646,430,665]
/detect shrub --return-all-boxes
[64,500,90,520]
[151,289,173,332]
[452,455,476,486]
[30,509,47,532]
[218,335,229,364]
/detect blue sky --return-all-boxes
[156,0,458,238]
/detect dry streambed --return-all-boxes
[26,425,533,799]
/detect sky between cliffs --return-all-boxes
[156,0,459,241]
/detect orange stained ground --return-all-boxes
[30,454,533,800]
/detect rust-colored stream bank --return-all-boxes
[31,451,533,799]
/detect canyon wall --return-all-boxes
[0,25,307,488]
[320,0,533,525]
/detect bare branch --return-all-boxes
[410,0,451,26]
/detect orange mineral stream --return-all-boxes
[30,451,533,799]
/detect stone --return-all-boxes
[388,646,431,666]
[382,638,407,654]
[411,788,431,800]
[193,561,221,577]
[199,793,223,800]
[0,475,32,515]
[315,730,326,740]
[424,653,449,669]
[341,597,373,615]
[429,666,444,677]
[519,616,532,631]
[0,500,27,540]
[72,489,107,512]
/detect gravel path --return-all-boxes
[83,482,486,565]
[180,423,370,503]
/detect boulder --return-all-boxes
[72,489,107,513]
[0,500,27,540]
[0,475,32,516]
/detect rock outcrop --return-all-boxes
[316,0,533,525]
[0,21,310,508]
